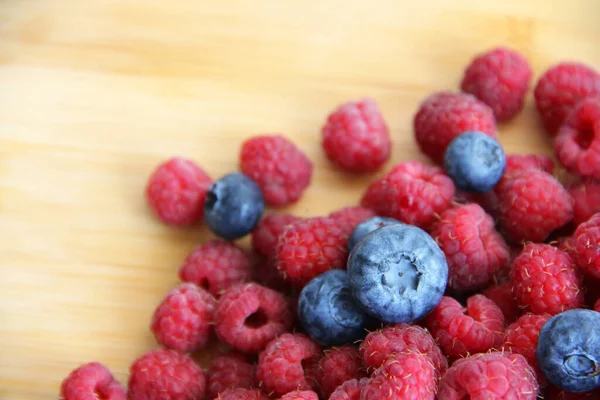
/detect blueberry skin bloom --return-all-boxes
[204,172,265,240]
[347,216,402,252]
[536,309,600,393]
[298,269,370,347]
[347,224,448,324]
[443,131,506,193]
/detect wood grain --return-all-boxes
[0,0,599,398]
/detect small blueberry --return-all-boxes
[348,216,402,251]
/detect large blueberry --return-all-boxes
[298,269,370,347]
[348,216,402,252]
[204,172,264,240]
[347,224,448,324]
[443,131,506,193]
[536,309,600,393]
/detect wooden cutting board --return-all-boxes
[1,0,599,398]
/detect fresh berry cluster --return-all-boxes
[59,49,600,399]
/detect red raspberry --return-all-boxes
[214,282,292,353]
[275,217,347,288]
[60,362,126,400]
[145,157,212,226]
[437,351,539,399]
[215,388,269,400]
[510,243,583,315]
[505,153,555,175]
[329,206,376,237]
[206,351,256,399]
[360,352,437,400]
[460,47,532,122]
[128,349,206,400]
[496,169,573,243]
[534,62,600,135]
[240,135,313,207]
[361,161,455,229]
[431,203,510,291]
[256,333,321,397]
[321,98,391,173]
[279,390,319,400]
[425,294,504,359]
[359,323,447,377]
[568,180,600,227]
[328,378,368,400]
[413,91,497,164]
[318,346,366,398]
[482,282,521,323]
[150,283,216,353]
[545,386,600,400]
[252,213,300,258]
[555,97,600,179]
[178,240,253,297]
[572,212,600,278]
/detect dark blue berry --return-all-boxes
[347,223,448,324]
[348,216,402,251]
[443,131,506,193]
[298,269,370,347]
[536,308,600,393]
[204,172,264,240]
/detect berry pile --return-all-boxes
[60,49,600,399]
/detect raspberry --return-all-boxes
[359,323,448,377]
[555,97,600,179]
[321,98,391,172]
[361,161,455,229]
[279,390,319,400]
[214,282,292,353]
[572,212,600,278]
[360,352,437,400]
[128,349,206,400]
[413,91,497,164]
[145,157,212,226]
[430,203,510,291]
[461,47,532,122]
[206,351,256,399]
[256,333,321,397]
[502,313,551,386]
[510,243,583,315]
[328,206,376,237]
[568,180,600,227]
[437,351,539,399]
[424,294,504,358]
[482,282,521,323]
[251,213,300,259]
[150,283,216,353]
[178,240,253,297]
[505,153,555,176]
[60,362,126,400]
[328,378,368,400]
[275,217,347,288]
[318,346,366,398]
[240,135,313,207]
[534,62,600,135]
[215,388,269,400]
[496,169,573,243]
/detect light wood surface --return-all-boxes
[1,0,599,398]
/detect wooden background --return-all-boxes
[1,0,599,398]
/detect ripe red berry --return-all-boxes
[206,351,256,399]
[572,212,600,279]
[328,206,376,237]
[215,388,270,400]
[461,47,532,122]
[318,346,366,398]
[279,390,319,400]
[60,362,126,400]
[568,180,600,227]
[145,157,212,226]
[251,213,300,259]
[413,91,497,164]
[321,98,391,172]
[482,282,521,323]
[240,135,313,207]
[328,378,368,400]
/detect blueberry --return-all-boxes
[347,223,448,324]
[204,172,264,240]
[348,216,402,251]
[443,131,506,193]
[298,269,370,347]
[536,309,600,393]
